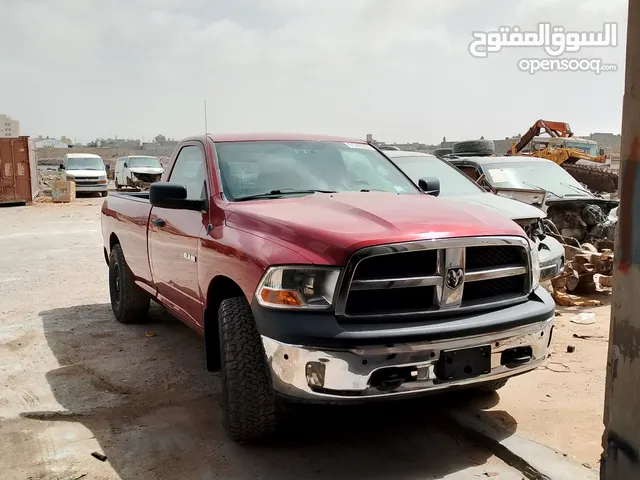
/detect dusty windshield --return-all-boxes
[391,156,484,196]
[128,157,161,168]
[65,157,105,170]
[482,161,591,198]
[565,142,599,156]
[214,140,419,200]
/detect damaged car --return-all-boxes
[383,150,565,281]
[115,155,165,190]
[445,154,618,294]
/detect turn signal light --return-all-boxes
[260,288,303,307]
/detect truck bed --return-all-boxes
[101,191,154,288]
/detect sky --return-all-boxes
[0,0,628,144]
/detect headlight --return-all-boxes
[256,266,341,310]
[530,242,541,290]
[65,174,75,181]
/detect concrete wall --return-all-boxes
[36,146,178,165]
[587,133,622,152]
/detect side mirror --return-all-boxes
[418,177,440,197]
[123,163,128,168]
[150,183,204,211]
[59,163,64,170]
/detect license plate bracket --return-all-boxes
[436,345,492,381]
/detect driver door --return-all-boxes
[148,143,208,328]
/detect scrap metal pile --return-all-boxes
[542,200,617,304]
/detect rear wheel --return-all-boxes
[100,191,108,197]
[218,297,278,441]
[109,244,149,323]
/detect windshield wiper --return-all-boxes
[522,181,564,199]
[234,189,337,202]
[560,182,593,197]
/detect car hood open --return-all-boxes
[447,192,546,221]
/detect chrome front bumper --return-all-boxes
[75,183,108,192]
[262,317,553,402]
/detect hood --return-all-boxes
[65,169,105,177]
[447,193,546,221]
[225,192,527,265]
[129,167,164,175]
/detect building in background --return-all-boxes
[33,136,70,149]
[0,114,19,137]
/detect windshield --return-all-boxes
[391,155,484,197]
[480,161,592,198]
[214,140,418,200]
[65,157,105,170]
[128,157,161,168]
[565,142,599,156]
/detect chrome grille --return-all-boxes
[71,177,99,185]
[336,237,531,321]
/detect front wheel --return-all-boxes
[109,244,149,323]
[218,297,278,441]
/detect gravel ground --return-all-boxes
[0,197,528,480]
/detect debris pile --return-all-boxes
[543,198,617,305]
[37,167,63,193]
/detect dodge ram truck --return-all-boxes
[101,133,555,441]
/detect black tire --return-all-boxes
[473,378,509,393]
[101,191,108,197]
[109,244,150,323]
[452,139,496,157]
[218,297,278,441]
[433,148,453,158]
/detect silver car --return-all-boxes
[384,150,564,281]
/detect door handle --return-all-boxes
[151,218,166,228]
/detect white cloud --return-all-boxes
[0,0,628,143]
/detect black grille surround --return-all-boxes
[335,236,532,322]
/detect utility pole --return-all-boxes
[602,1,640,478]
[204,100,208,135]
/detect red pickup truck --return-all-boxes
[101,134,554,441]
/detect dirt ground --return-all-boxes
[484,300,610,469]
[0,195,607,479]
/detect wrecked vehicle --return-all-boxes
[384,150,565,281]
[446,154,618,294]
[114,156,164,190]
[102,133,554,441]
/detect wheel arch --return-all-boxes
[105,233,121,265]
[204,275,246,371]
